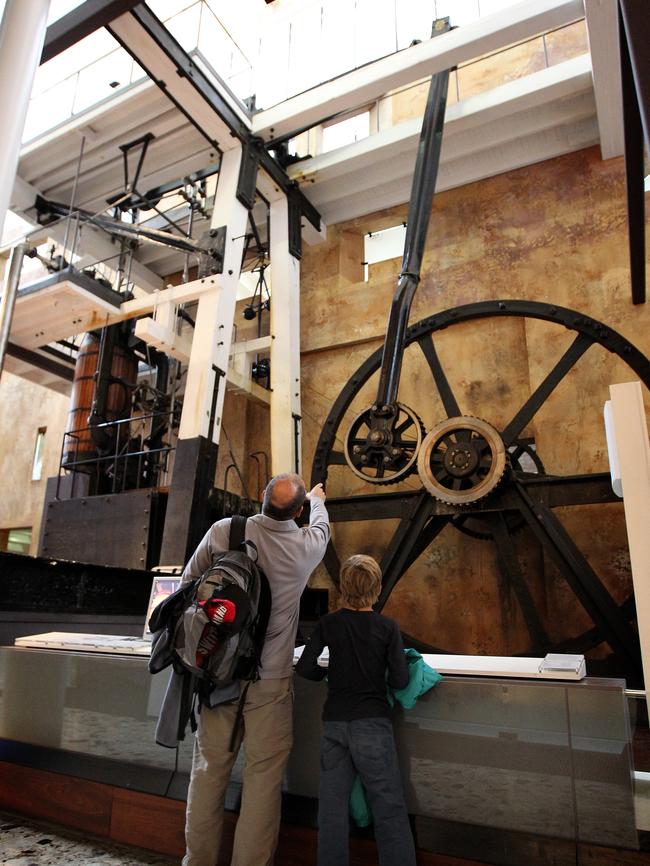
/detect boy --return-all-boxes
[295,554,416,866]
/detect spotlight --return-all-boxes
[243,305,256,320]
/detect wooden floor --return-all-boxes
[2,760,650,865]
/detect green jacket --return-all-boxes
[349,649,442,827]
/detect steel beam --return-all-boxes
[6,342,74,382]
[618,0,648,305]
[40,0,144,65]
[324,473,620,523]
[106,4,322,236]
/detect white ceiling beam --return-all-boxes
[317,116,598,225]
[305,90,595,207]
[252,0,584,141]
[20,78,156,160]
[31,108,189,196]
[290,56,593,189]
[109,11,250,153]
[584,0,624,159]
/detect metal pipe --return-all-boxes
[182,191,195,285]
[62,135,86,257]
[0,242,28,378]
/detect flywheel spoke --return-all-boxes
[377,493,439,608]
[512,481,642,676]
[395,416,415,435]
[323,541,342,587]
[501,332,593,447]
[488,512,550,651]
[416,334,462,417]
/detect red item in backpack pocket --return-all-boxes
[195,601,237,667]
[201,598,236,625]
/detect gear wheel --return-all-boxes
[417,416,506,505]
[344,403,424,484]
[454,440,545,539]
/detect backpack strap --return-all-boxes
[229,515,248,552]
[228,680,251,752]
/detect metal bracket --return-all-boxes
[208,226,227,273]
[287,185,303,260]
[237,140,262,210]
[207,364,226,443]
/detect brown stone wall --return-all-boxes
[0,372,69,554]
[298,146,650,659]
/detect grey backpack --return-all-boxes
[173,516,272,691]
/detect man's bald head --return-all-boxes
[262,473,307,521]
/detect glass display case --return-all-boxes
[0,646,638,865]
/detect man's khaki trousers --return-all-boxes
[182,677,293,866]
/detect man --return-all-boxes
[181,473,329,866]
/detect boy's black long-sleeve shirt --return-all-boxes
[295,608,409,721]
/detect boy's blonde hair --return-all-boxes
[339,555,382,609]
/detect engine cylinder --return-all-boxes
[62,332,137,471]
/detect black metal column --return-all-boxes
[159,436,218,567]
[618,0,650,305]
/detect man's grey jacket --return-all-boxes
[181,497,330,679]
[155,498,330,747]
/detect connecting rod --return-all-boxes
[375,19,450,409]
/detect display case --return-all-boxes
[0,646,638,865]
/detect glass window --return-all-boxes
[364,223,407,279]
[47,0,84,25]
[287,5,324,96]
[321,0,355,82]
[354,0,396,67]
[5,528,32,554]
[31,427,46,482]
[1,210,35,247]
[72,48,134,115]
[321,111,370,153]
[396,0,440,50]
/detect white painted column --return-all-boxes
[269,196,302,475]
[609,381,650,698]
[0,0,50,239]
[178,147,248,443]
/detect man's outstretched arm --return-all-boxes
[306,483,330,543]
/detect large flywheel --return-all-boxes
[310,300,650,685]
